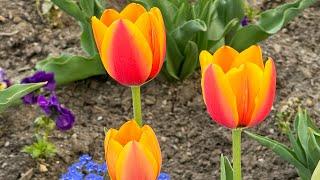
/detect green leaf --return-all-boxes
[312,160,320,180]
[287,131,307,165]
[307,129,320,170]
[220,154,233,180]
[230,0,317,51]
[245,131,311,179]
[51,0,86,22]
[80,0,95,17]
[36,54,105,85]
[179,41,198,79]
[22,137,57,159]
[164,34,184,79]
[80,21,98,56]
[0,83,46,112]
[171,19,207,49]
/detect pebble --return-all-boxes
[97,116,103,121]
[145,95,156,105]
[39,164,48,172]
[0,15,6,23]
[4,141,9,147]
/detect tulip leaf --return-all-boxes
[80,21,98,56]
[165,34,184,79]
[51,0,86,22]
[287,131,307,165]
[179,41,199,79]
[171,19,207,49]
[308,129,320,169]
[245,131,311,179]
[220,154,233,180]
[229,0,317,51]
[80,0,95,17]
[0,83,46,112]
[36,54,105,85]
[312,160,320,180]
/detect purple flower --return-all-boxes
[37,95,75,131]
[55,106,75,131]
[241,16,249,26]
[22,93,39,104]
[0,68,11,89]
[21,71,55,91]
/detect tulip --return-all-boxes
[200,45,276,180]
[105,120,162,180]
[91,3,166,86]
[200,45,276,129]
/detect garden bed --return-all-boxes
[0,0,320,179]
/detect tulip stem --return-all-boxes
[232,128,242,180]
[131,86,142,126]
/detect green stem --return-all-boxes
[131,86,142,126]
[232,128,242,180]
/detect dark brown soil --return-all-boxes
[0,0,319,180]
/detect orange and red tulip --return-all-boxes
[200,45,276,129]
[91,3,166,86]
[104,120,162,180]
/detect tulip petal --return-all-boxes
[140,125,162,175]
[230,45,264,69]
[116,141,158,180]
[105,129,122,180]
[91,16,108,52]
[248,58,276,127]
[135,10,166,79]
[226,63,263,126]
[202,64,238,128]
[100,9,121,27]
[120,3,147,22]
[115,120,142,146]
[199,51,213,74]
[101,19,153,86]
[212,46,239,72]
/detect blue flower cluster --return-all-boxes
[21,71,75,131]
[60,154,106,180]
[61,154,171,180]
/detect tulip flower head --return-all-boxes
[200,45,276,129]
[91,3,166,86]
[105,120,162,180]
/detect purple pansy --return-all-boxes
[0,68,11,89]
[55,106,75,131]
[21,71,56,91]
[21,71,56,105]
[37,95,75,131]
[241,16,249,26]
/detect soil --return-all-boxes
[0,0,319,180]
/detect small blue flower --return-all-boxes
[158,172,170,180]
[79,154,92,162]
[60,171,84,180]
[84,174,104,180]
[96,163,107,175]
[84,161,99,173]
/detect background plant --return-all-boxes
[246,109,320,180]
[36,0,316,83]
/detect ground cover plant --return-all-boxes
[0,0,319,179]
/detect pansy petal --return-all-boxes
[114,120,142,146]
[91,16,108,52]
[116,141,158,180]
[120,3,146,22]
[202,64,238,128]
[199,51,214,74]
[100,19,153,86]
[100,9,121,27]
[140,125,162,174]
[248,58,276,127]
[230,45,264,69]
[212,46,239,72]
